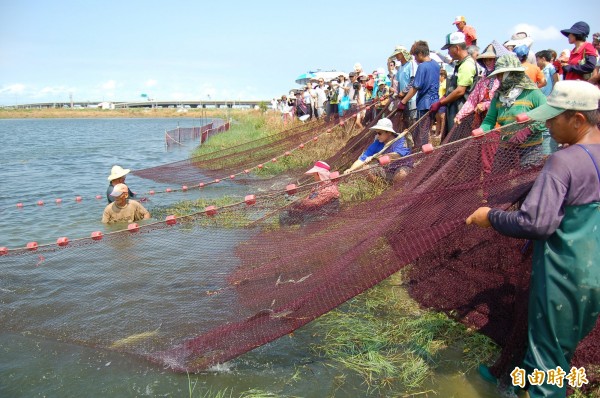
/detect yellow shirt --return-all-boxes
[439,78,447,97]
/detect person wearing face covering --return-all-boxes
[479,54,548,170]
[454,41,511,127]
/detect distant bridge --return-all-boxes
[2,100,269,109]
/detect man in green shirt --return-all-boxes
[430,32,478,136]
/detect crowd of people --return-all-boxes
[271,17,600,398]
[273,18,599,147]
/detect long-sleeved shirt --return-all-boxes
[480,88,547,146]
[456,76,499,121]
[359,136,410,161]
[296,181,340,210]
[489,144,600,239]
[564,42,598,81]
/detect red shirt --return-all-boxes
[462,25,477,46]
[565,42,598,81]
[552,60,563,76]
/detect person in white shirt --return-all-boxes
[314,78,328,119]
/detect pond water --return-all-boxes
[0,118,502,397]
[0,118,242,248]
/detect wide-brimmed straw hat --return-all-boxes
[505,31,533,48]
[390,45,406,57]
[369,118,397,135]
[477,44,497,59]
[477,40,512,60]
[487,54,525,77]
[526,80,600,122]
[107,165,130,181]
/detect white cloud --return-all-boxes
[101,80,116,90]
[32,86,73,98]
[0,83,26,94]
[145,79,157,87]
[509,23,562,42]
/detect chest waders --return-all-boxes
[524,145,600,397]
[445,56,478,133]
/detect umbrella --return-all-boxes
[295,70,347,85]
[295,72,317,85]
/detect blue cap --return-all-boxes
[513,45,529,58]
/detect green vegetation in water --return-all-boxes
[150,194,293,229]
[151,196,252,228]
[310,271,500,395]
[186,371,282,398]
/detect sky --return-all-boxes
[0,0,597,106]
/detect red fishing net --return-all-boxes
[165,120,230,148]
[1,111,598,394]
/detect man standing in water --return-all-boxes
[102,183,150,223]
[466,80,600,397]
[106,165,135,203]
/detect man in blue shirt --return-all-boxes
[343,118,411,183]
[400,40,440,149]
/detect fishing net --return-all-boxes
[164,120,230,148]
[132,102,384,188]
[1,109,598,393]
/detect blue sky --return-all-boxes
[0,1,596,105]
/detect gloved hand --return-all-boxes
[397,101,406,110]
[508,127,533,145]
[430,97,444,113]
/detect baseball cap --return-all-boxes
[441,32,466,50]
[526,80,600,121]
[452,16,466,25]
[513,45,529,58]
[110,183,129,197]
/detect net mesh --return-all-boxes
[132,103,384,188]
[164,120,230,148]
[1,110,598,392]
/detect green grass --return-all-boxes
[191,111,282,159]
[310,271,500,395]
[150,196,252,228]
[338,175,389,205]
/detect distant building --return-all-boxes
[98,102,115,110]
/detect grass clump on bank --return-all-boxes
[0,107,232,119]
[191,111,285,159]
